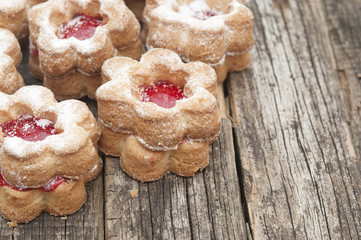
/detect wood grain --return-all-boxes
[229,0,361,239]
[322,0,361,164]
[104,119,249,240]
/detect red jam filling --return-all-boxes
[0,169,66,192]
[59,14,104,40]
[192,10,219,20]
[31,46,39,57]
[139,81,185,108]
[1,114,58,142]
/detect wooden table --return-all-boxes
[1,0,360,239]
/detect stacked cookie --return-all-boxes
[0,86,102,223]
[96,49,221,181]
[142,0,254,83]
[28,0,143,100]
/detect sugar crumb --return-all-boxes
[130,189,138,198]
[8,221,18,228]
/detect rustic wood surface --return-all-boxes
[104,119,247,240]
[229,0,361,239]
[0,0,360,239]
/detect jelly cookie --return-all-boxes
[28,0,142,100]
[97,48,220,151]
[142,0,254,82]
[0,86,101,188]
[96,48,220,181]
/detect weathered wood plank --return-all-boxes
[105,119,248,240]
[0,49,104,240]
[63,170,104,240]
[321,0,361,164]
[229,0,361,239]
[0,222,13,239]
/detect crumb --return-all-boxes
[61,216,67,220]
[130,189,138,198]
[8,222,18,228]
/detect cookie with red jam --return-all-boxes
[28,0,142,100]
[0,86,102,188]
[142,0,254,82]
[96,48,221,181]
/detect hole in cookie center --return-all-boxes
[139,81,185,108]
[59,14,104,40]
[0,169,66,192]
[178,1,221,21]
[192,10,219,20]
[1,114,59,142]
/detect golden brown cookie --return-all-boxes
[0,0,29,43]
[96,48,221,181]
[0,28,24,94]
[142,0,254,82]
[99,123,211,181]
[0,175,87,224]
[0,86,102,188]
[28,0,142,100]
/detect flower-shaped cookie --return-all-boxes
[28,0,142,99]
[0,0,29,43]
[0,28,24,94]
[142,0,254,82]
[99,124,210,181]
[96,48,221,152]
[0,86,102,188]
[0,173,86,223]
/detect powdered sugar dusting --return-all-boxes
[0,28,23,94]
[77,0,92,8]
[35,118,53,128]
[0,85,101,188]
[0,54,13,70]
[97,48,220,151]
[29,0,140,76]
[0,85,98,159]
[0,0,26,12]
[0,92,13,110]
[0,29,17,54]
[178,0,222,20]
[3,137,43,159]
[14,86,57,113]
[144,0,254,71]
[148,0,226,31]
